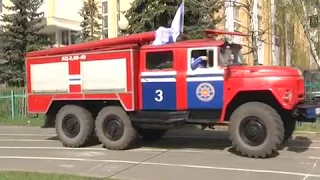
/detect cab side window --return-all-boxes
[190,49,214,69]
[146,51,173,70]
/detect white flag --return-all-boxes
[152,2,184,45]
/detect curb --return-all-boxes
[294,131,320,135]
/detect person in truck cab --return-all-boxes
[190,50,209,70]
[219,46,233,65]
[219,45,245,65]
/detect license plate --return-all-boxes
[316,108,320,115]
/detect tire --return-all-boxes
[55,105,94,147]
[137,129,167,141]
[95,106,137,150]
[228,102,284,158]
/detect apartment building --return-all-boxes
[220,0,312,68]
[216,0,279,66]
[0,0,309,68]
[0,0,277,61]
[1,0,130,46]
[1,0,81,46]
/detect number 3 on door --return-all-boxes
[155,89,163,102]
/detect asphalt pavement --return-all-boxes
[0,126,319,180]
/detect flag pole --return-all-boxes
[181,0,185,33]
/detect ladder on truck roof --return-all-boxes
[26,29,247,58]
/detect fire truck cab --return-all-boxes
[26,29,320,158]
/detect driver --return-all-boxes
[190,51,208,70]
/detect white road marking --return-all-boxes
[285,146,320,150]
[0,146,318,163]
[0,134,55,137]
[165,135,320,142]
[0,134,319,142]
[300,162,314,166]
[2,144,319,151]
[0,139,53,142]
[313,160,318,169]
[0,156,319,177]
[307,157,320,160]
[86,162,106,172]
[164,136,227,140]
[0,146,202,153]
[0,136,319,149]
[59,164,74,168]
[0,146,125,151]
[0,145,320,156]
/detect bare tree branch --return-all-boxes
[227,0,269,65]
[291,0,320,69]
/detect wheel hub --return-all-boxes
[62,115,80,138]
[104,117,124,141]
[240,116,267,146]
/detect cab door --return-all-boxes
[140,50,177,110]
[186,47,224,109]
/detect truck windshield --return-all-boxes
[219,44,245,66]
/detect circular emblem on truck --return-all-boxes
[196,83,215,102]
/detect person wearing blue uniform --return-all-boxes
[191,55,208,70]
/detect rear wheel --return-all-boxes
[228,102,284,158]
[137,129,167,141]
[55,105,94,147]
[95,106,137,150]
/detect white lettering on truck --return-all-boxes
[61,55,87,61]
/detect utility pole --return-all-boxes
[270,0,277,66]
[224,0,234,32]
[284,0,291,66]
[252,0,259,65]
[317,0,320,62]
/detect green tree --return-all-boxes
[79,0,102,42]
[125,0,223,40]
[0,0,52,87]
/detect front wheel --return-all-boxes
[228,102,284,158]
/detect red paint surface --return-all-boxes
[27,50,135,113]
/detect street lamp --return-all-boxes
[118,13,129,35]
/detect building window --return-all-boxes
[102,0,108,38]
[62,30,69,45]
[233,5,240,21]
[70,31,80,44]
[258,15,262,30]
[234,22,241,32]
[146,51,174,70]
[0,0,2,14]
[116,0,120,22]
[48,33,55,45]
[116,0,121,36]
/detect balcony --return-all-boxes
[39,0,82,34]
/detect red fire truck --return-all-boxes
[26,29,320,158]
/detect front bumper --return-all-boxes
[293,100,320,123]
